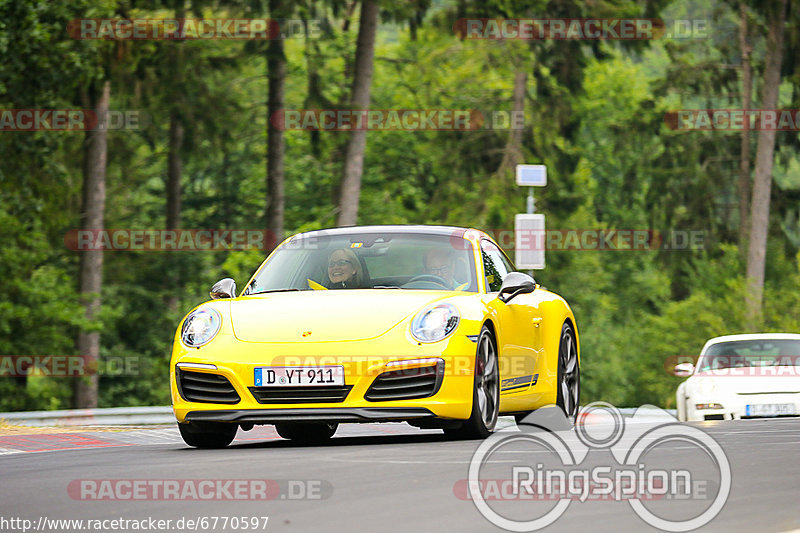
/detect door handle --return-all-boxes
[532,317,543,327]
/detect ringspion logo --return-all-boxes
[461,403,730,531]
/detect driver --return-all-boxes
[422,248,457,289]
[326,248,365,289]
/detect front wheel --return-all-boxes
[178,422,238,448]
[514,412,531,425]
[556,322,580,425]
[445,325,499,439]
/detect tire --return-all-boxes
[178,422,238,449]
[275,422,338,444]
[514,412,531,425]
[555,322,580,425]
[444,325,500,439]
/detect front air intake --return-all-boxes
[177,369,240,404]
[365,362,444,402]
[249,385,353,404]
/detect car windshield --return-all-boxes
[697,339,800,372]
[245,231,478,293]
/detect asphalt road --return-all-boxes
[1,417,799,533]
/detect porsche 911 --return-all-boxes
[675,333,800,421]
[170,225,580,447]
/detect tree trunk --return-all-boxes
[166,0,185,309]
[304,17,324,157]
[74,79,110,409]
[266,0,287,251]
[745,0,787,326]
[165,112,183,310]
[337,0,379,227]
[497,70,526,174]
[737,2,752,252]
[166,114,183,230]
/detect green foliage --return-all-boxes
[1,0,799,411]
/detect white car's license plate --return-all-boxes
[745,403,796,416]
[254,366,344,387]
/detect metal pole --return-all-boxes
[526,187,535,214]
[526,188,536,278]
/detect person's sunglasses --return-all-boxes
[328,259,352,268]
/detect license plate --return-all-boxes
[745,403,796,416]
[254,366,344,387]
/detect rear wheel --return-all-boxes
[178,422,238,449]
[445,325,499,439]
[275,422,338,444]
[556,322,580,424]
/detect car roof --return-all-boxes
[293,225,481,238]
[701,333,800,354]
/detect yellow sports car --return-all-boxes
[171,225,580,447]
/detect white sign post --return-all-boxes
[515,165,546,270]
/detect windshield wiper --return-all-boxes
[248,288,303,295]
[372,285,401,289]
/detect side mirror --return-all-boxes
[210,278,236,300]
[498,272,536,303]
[673,362,695,377]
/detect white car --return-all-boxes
[675,333,800,422]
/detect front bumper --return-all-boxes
[171,336,479,424]
[687,394,800,421]
[184,407,436,424]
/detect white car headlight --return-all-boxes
[411,303,459,343]
[181,308,222,347]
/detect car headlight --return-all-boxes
[695,403,724,410]
[181,308,222,347]
[411,303,459,343]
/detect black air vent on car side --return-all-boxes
[365,362,444,402]
[177,369,240,404]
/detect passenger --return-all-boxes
[327,248,365,289]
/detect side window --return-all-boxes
[481,240,514,292]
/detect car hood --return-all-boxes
[689,371,800,395]
[230,290,453,343]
